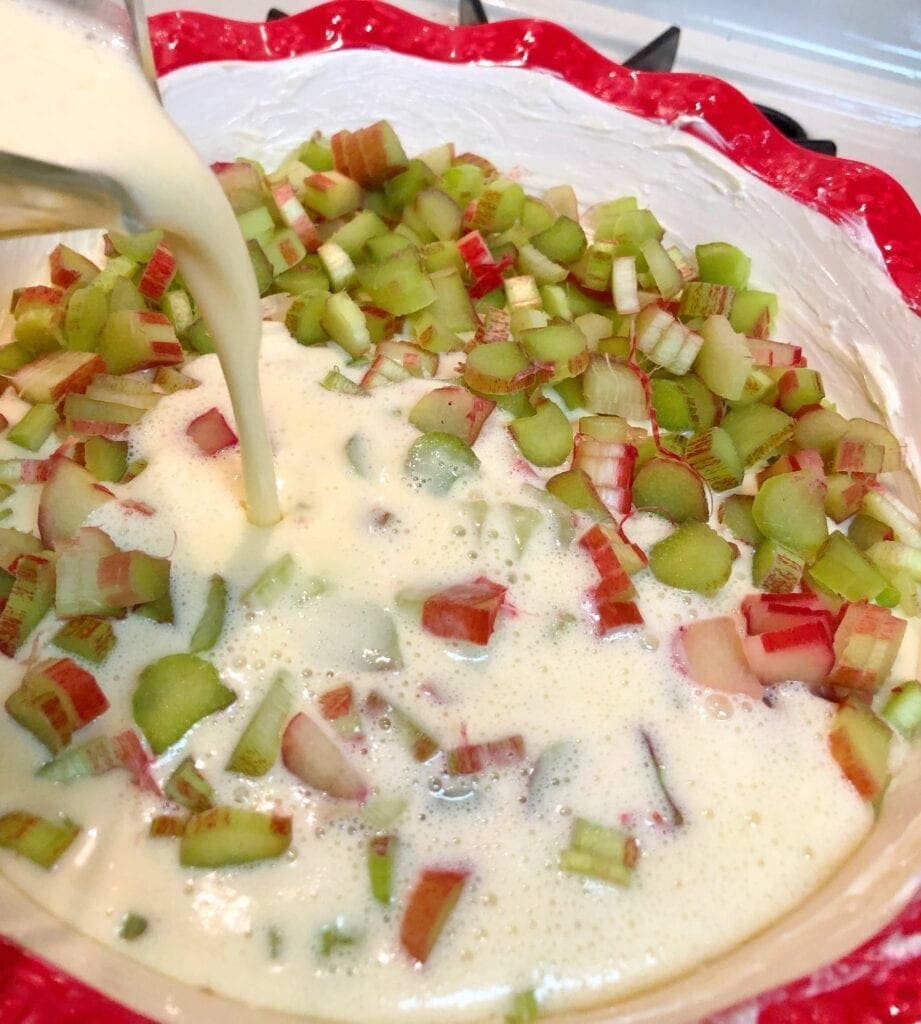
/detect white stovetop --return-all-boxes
[146,0,921,209]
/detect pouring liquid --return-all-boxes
[0,1,280,526]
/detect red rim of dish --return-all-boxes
[3,3,921,1023]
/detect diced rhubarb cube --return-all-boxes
[421,577,507,645]
[826,602,907,696]
[0,553,56,656]
[37,457,113,548]
[677,617,763,698]
[742,620,834,687]
[578,525,636,598]
[186,408,238,456]
[49,244,99,289]
[10,350,105,404]
[400,867,469,964]
[828,697,891,802]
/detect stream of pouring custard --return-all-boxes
[0,0,280,526]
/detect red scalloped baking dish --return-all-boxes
[2,2,920,1022]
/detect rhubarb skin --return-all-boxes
[677,617,764,699]
[421,577,507,645]
[399,867,469,964]
[281,712,368,801]
[742,620,835,687]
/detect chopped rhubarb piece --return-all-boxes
[588,578,643,636]
[742,620,834,687]
[828,697,891,803]
[165,756,215,812]
[10,350,104,404]
[52,615,116,663]
[37,729,156,793]
[578,524,636,594]
[243,554,295,609]
[0,528,42,572]
[510,401,573,468]
[633,458,708,524]
[0,812,80,869]
[0,553,55,656]
[227,670,296,777]
[677,617,763,698]
[133,653,235,755]
[444,734,526,775]
[368,833,396,905]
[741,593,834,637]
[882,681,921,739]
[137,241,177,300]
[409,387,495,446]
[421,577,507,645]
[97,550,170,609]
[179,807,292,868]
[281,712,369,801]
[751,471,828,561]
[37,457,113,548]
[560,817,638,886]
[54,527,122,619]
[186,407,238,456]
[826,602,907,696]
[49,244,99,289]
[149,814,188,838]
[189,575,227,654]
[99,310,184,375]
[6,657,109,753]
[400,867,469,964]
[649,524,733,597]
[506,990,539,1024]
[571,435,637,515]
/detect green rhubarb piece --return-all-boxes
[553,375,583,410]
[356,248,436,315]
[275,262,328,295]
[602,207,663,244]
[285,290,330,346]
[61,286,105,350]
[752,538,805,593]
[108,276,145,313]
[651,378,695,432]
[243,555,295,610]
[0,811,80,869]
[321,368,364,396]
[119,912,148,941]
[164,756,214,813]
[695,242,750,290]
[809,532,895,604]
[545,469,611,521]
[560,817,637,887]
[825,473,866,522]
[569,241,614,292]
[227,670,297,777]
[633,458,708,523]
[778,368,825,416]
[680,374,723,431]
[649,523,733,596]
[684,427,743,491]
[506,503,543,556]
[84,437,128,482]
[52,616,115,664]
[0,554,55,657]
[506,990,539,1024]
[463,341,533,395]
[330,208,389,258]
[440,163,485,207]
[721,404,794,466]
[345,434,374,477]
[405,432,479,494]
[179,807,292,868]
[849,513,893,552]
[321,291,370,359]
[108,229,162,263]
[133,653,235,754]
[408,388,492,444]
[134,592,174,624]
[509,401,573,467]
[303,171,362,219]
[882,681,921,739]
[0,342,34,372]
[581,356,647,418]
[520,323,588,382]
[472,178,525,233]
[640,237,683,298]
[694,315,753,401]
[189,575,227,653]
[247,239,274,295]
[385,159,435,209]
[727,368,778,409]
[368,833,396,905]
[729,289,778,335]
[751,470,828,560]
[7,403,59,451]
[36,734,127,783]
